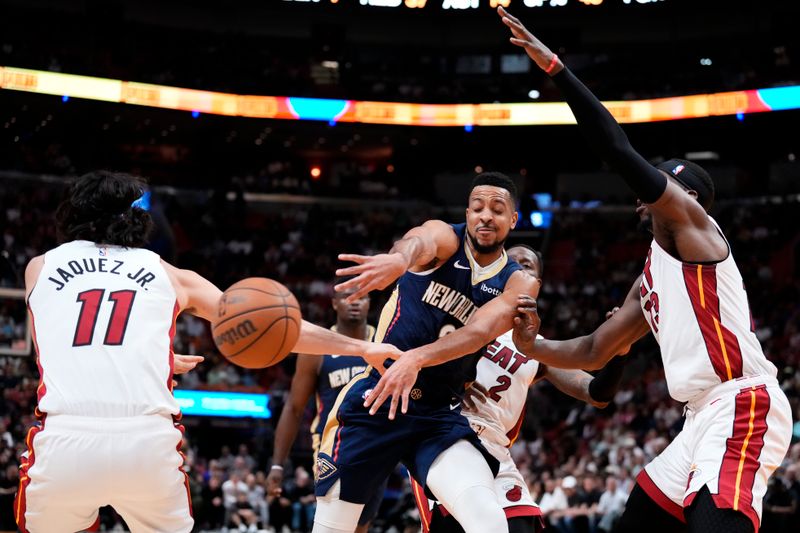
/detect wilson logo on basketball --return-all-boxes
[214,319,258,347]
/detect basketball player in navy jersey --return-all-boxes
[311,173,540,533]
[267,283,383,533]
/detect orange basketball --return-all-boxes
[212,278,302,369]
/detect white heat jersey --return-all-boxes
[639,218,777,402]
[464,331,541,448]
[28,240,180,417]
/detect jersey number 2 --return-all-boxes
[73,289,136,347]
[487,375,511,402]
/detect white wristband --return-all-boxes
[270,465,284,471]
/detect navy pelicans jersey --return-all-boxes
[310,325,375,451]
[375,223,522,404]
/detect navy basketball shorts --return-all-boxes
[315,369,499,504]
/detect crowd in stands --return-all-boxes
[0,179,798,532]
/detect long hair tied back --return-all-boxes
[55,171,153,247]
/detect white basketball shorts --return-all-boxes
[15,413,193,533]
[638,375,792,531]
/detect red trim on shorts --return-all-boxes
[167,301,179,392]
[333,419,345,463]
[410,476,432,533]
[504,504,542,518]
[681,264,743,382]
[385,295,402,339]
[712,385,769,533]
[173,420,194,517]
[85,516,101,532]
[15,412,47,533]
[506,400,527,447]
[636,469,686,523]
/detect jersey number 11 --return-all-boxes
[73,289,136,347]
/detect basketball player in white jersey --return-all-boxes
[413,245,629,533]
[499,8,793,533]
[15,171,399,533]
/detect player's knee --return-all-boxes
[451,485,508,533]
[312,492,364,533]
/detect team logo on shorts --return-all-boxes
[410,388,423,400]
[505,485,522,502]
[316,456,338,481]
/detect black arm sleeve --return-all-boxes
[588,355,628,403]
[550,67,667,203]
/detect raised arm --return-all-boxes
[497,7,716,240]
[365,269,539,418]
[267,354,320,496]
[514,277,649,371]
[334,219,460,303]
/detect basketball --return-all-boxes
[212,278,302,369]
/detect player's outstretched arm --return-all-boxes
[334,219,459,303]
[293,320,400,370]
[162,261,223,322]
[364,270,538,418]
[497,7,708,230]
[268,354,320,497]
[514,277,649,371]
[541,355,629,409]
[534,305,631,408]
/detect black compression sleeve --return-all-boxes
[550,67,667,204]
[588,355,628,403]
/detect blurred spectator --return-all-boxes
[596,476,628,532]
[285,466,316,533]
[227,491,260,533]
[762,475,799,533]
[200,474,226,530]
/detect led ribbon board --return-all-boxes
[174,389,272,418]
[2,66,799,126]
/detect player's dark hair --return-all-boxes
[655,159,715,211]
[471,172,519,207]
[509,243,544,276]
[56,171,153,247]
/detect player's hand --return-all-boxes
[335,253,408,303]
[361,343,402,375]
[363,351,422,420]
[513,295,541,355]
[266,467,284,497]
[497,7,563,75]
[462,382,489,411]
[174,354,204,374]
